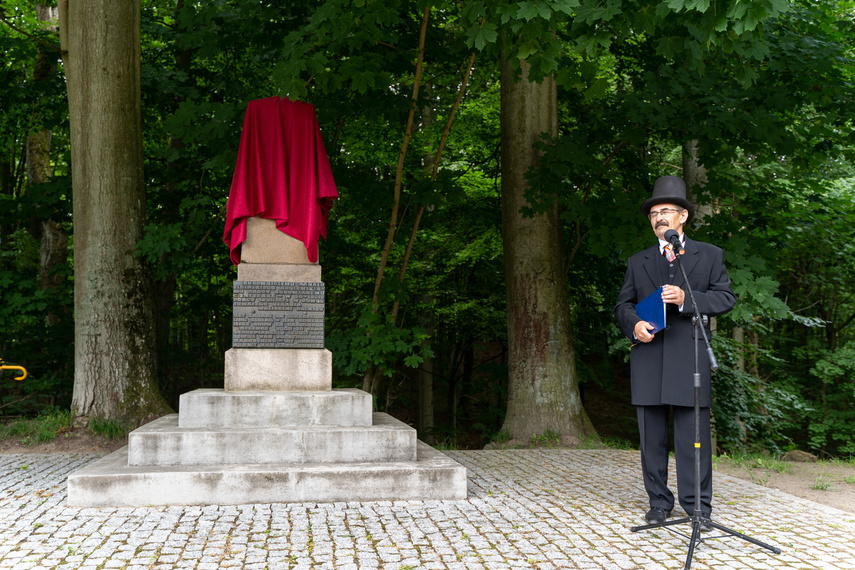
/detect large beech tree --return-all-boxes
[58,0,170,423]
[499,58,596,442]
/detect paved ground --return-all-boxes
[1,449,853,569]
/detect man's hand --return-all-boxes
[634,320,656,343]
[661,284,685,307]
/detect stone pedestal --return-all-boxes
[67,217,466,507]
[224,348,332,390]
[240,216,312,264]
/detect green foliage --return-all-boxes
[88,417,133,441]
[0,226,74,415]
[327,309,433,379]
[459,0,787,89]
[2,0,855,454]
[723,244,791,324]
[134,222,189,280]
[806,343,855,454]
[0,408,72,445]
[723,175,855,456]
[274,0,426,101]
[710,337,808,454]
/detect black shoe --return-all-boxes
[644,507,672,524]
[699,519,713,533]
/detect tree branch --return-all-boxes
[157,201,228,297]
[391,50,478,322]
[0,12,61,53]
[371,5,430,307]
[831,308,855,334]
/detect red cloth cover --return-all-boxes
[223,96,338,264]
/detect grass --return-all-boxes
[531,429,561,447]
[827,456,855,467]
[600,436,637,450]
[714,450,855,495]
[714,450,855,477]
[479,430,637,451]
[713,451,794,474]
[88,417,132,441]
[431,437,458,451]
[0,410,132,446]
[812,474,832,491]
[575,434,636,450]
[0,409,72,445]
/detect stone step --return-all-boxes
[67,440,467,507]
[178,388,371,428]
[127,413,416,466]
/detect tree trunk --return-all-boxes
[417,295,435,444]
[498,57,596,444]
[28,5,68,327]
[418,352,434,444]
[682,140,708,214]
[682,140,720,450]
[747,328,760,377]
[733,326,745,372]
[59,0,171,424]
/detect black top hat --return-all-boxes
[641,175,695,223]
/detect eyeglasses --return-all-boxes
[647,208,683,220]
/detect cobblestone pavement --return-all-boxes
[1,449,853,569]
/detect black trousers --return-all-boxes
[637,404,712,516]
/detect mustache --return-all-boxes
[656,220,669,228]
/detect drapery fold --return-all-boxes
[223,96,338,264]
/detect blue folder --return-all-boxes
[636,286,666,334]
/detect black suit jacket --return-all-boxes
[614,238,735,407]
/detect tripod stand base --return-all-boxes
[631,516,781,570]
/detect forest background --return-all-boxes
[1,0,854,458]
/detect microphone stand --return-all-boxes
[630,247,781,569]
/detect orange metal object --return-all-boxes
[0,359,27,381]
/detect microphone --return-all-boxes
[664,229,685,256]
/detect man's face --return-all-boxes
[648,203,688,240]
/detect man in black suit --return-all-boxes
[614,176,735,528]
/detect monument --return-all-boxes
[67,97,467,506]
